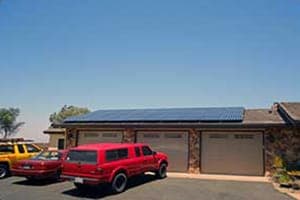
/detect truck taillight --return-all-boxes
[96,167,103,174]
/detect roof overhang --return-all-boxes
[54,121,289,130]
[43,128,66,134]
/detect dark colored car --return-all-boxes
[61,143,168,193]
[11,150,67,180]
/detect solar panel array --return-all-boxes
[64,107,245,123]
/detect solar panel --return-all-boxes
[64,107,244,123]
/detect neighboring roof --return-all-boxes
[43,128,65,134]
[63,107,245,123]
[279,102,300,124]
[243,109,285,124]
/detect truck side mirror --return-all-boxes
[152,151,157,155]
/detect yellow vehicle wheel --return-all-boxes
[0,164,9,179]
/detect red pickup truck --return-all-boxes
[61,143,168,193]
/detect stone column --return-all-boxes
[123,128,135,143]
[264,127,300,176]
[65,128,77,148]
[188,129,200,173]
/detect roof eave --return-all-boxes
[54,122,289,129]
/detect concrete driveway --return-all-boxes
[0,175,293,200]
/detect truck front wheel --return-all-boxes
[156,163,167,179]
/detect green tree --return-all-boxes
[0,108,25,139]
[50,105,90,124]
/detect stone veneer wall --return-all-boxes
[265,127,300,175]
[65,128,77,148]
[122,129,135,143]
[188,129,200,173]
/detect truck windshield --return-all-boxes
[66,150,97,164]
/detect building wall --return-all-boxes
[49,133,65,148]
[264,127,300,175]
[64,126,300,175]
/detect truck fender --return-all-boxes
[158,159,168,167]
[108,167,129,183]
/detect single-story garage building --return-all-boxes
[43,128,66,150]
[54,102,300,176]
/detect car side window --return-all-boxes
[142,146,153,156]
[135,147,141,157]
[106,148,128,162]
[0,145,14,153]
[17,144,25,153]
[25,144,40,153]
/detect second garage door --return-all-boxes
[78,131,123,145]
[201,131,264,176]
[137,131,188,172]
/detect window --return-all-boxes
[0,145,14,153]
[234,134,254,139]
[17,144,25,153]
[142,146,153,156]
[66,150,97,164]
[143,133,160,138]
[135,147,141,157]
[102,133,117,137]
[84,133,99,138]
[209,134,228,139]
[105,148,128,161]
[106,150,118,161]
[25,144,40,153]
[164,133,182,138]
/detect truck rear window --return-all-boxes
[66,150,97,164]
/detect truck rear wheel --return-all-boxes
[0,164,9,179]
[111,173,127,193]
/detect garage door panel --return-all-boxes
[78,131,123,145]
[137,132,188,172]
[202,132,264,176]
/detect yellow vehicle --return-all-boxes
[0,138,42,178]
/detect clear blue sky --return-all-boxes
[0,0,299,141]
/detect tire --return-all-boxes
[0,164,9,179]
[156,163,167,179]
[54,170,61,181]
[111,173,128,193]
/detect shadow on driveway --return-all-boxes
[12,178,62,186]
[62,174,158,199]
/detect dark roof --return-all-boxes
[243,109,285,124]
[64,107,245,123]
[279,102,300,124]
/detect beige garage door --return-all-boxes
[78,131,123,145]
[137,131,188,172]
[201,132,264,176]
